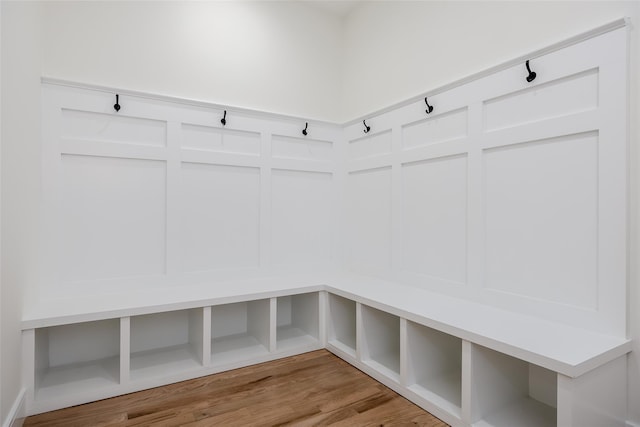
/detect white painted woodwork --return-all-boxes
[129,309,203,381]
[26,23,631,427]
[60,155,167,283]
[181,124,261,156]
[210,300,270,367]
[341,27,628,337]
[346,167,392,275]
[276,293,320,351]
[327,293,357,357]
[360,304,401,381]
[401,155,467,286]
[271,169,334,268]
[406,320,463,416]
[470,344,557,427]
[34,320,120,402]
[41,83,340,299]
[179,163,261,273]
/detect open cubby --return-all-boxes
[34,319,120,400]
[360,305,400,381]
[471,344,557,427]
[276,292,319,350]
[406,321,462,415]
[210,299,270,366]
[327,293,357,357]
[130,309,204,381]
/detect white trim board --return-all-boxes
[2,389,25,427]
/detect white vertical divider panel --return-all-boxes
[318,291,328,346]
[460,340,472,425]
[269,297,277,353]
[201,306,211,366]
[593,52,628,335]
[188,308,204,366]
[355,302,364,362]
[466,102,484,292]
[399,317,408,387]
[260,132,272,272]
[165,121,181,280]
[119,317,130,384]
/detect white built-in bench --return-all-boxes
[21,274,631,427]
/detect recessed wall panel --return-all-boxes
[272,135,332,162]
[271,170,333,267]
[484,69,598,131]
[347,167,392,275]
[180,163,260,272]
[181,124,260,156]
[402,108,468,150]
[484,132,598,308]
[348,130,392,161]
[61,109,166,146]
[402,155,467,284]
[60,155,166,282]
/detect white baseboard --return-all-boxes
[2,389,26,427]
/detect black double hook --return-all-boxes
[302,122,309,136]
[525,60,537,83]
[363,120,371,134]
[425,97,434,114]
[113,94,121,112]
[221,110,227,126]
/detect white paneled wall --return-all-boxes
[39,27,627,339]
[342,28,627,336]
[41,85,341,299]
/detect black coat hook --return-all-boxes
[221,110,227,126]
[302,122,309,136]
[425,97,434,114]
[113,94,120,112]
[363,120,370,134]
[525,60,537,83]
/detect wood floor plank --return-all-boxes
[25,350,449,427]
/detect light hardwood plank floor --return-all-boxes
[25,350,449,426]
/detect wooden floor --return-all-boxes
[25,350,449,426]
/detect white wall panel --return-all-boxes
[271,169,333,268]
[272,135,332,162]
[484,132,598,308]
[181,124,260,156]
[401,155,467,285]
[60,155,166,283]
[179,163,260,273]
[61,109,167,147]
[484,69,598,132]
[402,108,468,150]
[348,130,392,161]
[347,167,392,275]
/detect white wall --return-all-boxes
[41,1,344,122]
[1,1,43,424]
[342,2,640,424]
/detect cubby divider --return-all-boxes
[470,344,557,427]
[34,319,120,400]
[210,299,271,367]
[359,304,400,381]
[405,320,462,416]
[327,293,357,357]
[276,292,319,350]
[129,308,204,381]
